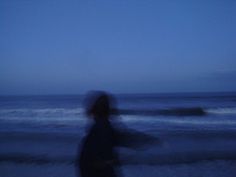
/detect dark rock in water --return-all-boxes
[158,107,206,116]
[118,107,206,116]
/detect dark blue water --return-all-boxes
[0,92,236,177]
[0,92,236,132]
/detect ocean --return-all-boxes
[0,92,236,177]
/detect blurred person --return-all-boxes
[76,91,120,177]
[76,91,160,177]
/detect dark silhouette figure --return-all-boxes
[76,91,120,177]
[76,91,161,177]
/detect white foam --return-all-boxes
[0,108,83,116]
[207,107,236,115]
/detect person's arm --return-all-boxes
[114,127,161,149]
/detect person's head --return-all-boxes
[84,91,116,120]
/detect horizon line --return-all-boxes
[0,90,236,97]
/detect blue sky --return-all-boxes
[0,0,236,94]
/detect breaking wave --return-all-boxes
[1,107,236,118]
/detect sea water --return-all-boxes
[0,92,236,177]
